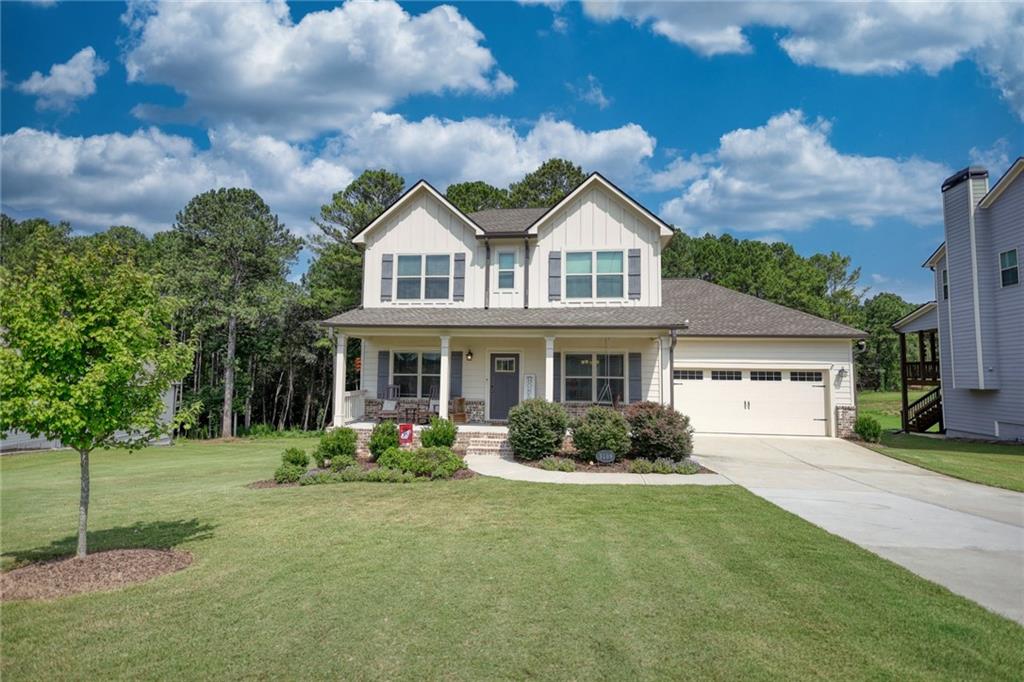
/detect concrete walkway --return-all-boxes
[694,434,1024,625]
[464,455,730,486]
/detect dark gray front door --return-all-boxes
[489,353,520,420]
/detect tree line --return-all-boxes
[1,158,918,440]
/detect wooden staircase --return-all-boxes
[903,386,944,433]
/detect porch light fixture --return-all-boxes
[466,350,473,361]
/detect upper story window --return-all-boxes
[942,269,949,300]
[497,252,515,289]
[999,249,1019,287]
[565,251,624,299]
[396,255,450,300]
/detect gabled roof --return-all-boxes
[468,207,548,235]
[892,302,938,333]
[923,242,946,269]
[350,180,485,245]
[978,156,1024,209]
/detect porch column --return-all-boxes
[333,332,347,427]
[544,336,555,401]
[439,335,450,420]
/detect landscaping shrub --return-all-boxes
[651,457,675,474]
[507,399,569,460]
[855,415,883,443]
[624,401,694,461]
[368,421,399,461]
[299,467,422,485]
[628,457,699,475]
[377,446,465,479]
[274,463,305,484]
[571,407,631,459]
[629,458,654,474]
[674,459,700,475]
[281,447,309,468]
[539,456,576,472]
[420,416,457,448]
[317,428,358,470]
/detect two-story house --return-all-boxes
[324,173,865,442]
[894,158,1024,441]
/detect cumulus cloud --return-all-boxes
[1,115,655,233]
[16,46,108,111]
[581,1,1024,119]
[122,0,514,139]
[969,138,1012,173]
[659,110,950,233]
[567,74,611,109]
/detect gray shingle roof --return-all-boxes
[323,279,866,338]
[467,207,548,234]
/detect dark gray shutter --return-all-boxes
[453,253,466,301]
[380,254,394,302]
[553,352,561,402]
[628,249,641,300]
[628,352,642,403]
[450,351,463,397]
[376,350,390,398]
[548,251,561,301]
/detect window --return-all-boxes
[711,370,742,381]
[392,352,441,398]
[942,269,949,300]
[750,371,782,381]
[1000,249,1019,287]
[395,255,450,300]
[565,251,625,299]
[495,357,516,373]
[674,369,703,381]
[790,371,823,382]
[497,252,515,289]
[564,353,625,403]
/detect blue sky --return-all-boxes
[2,1,1022,302]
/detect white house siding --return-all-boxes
[674,338,855,437]
[361,191,486,308]
[358,333,662,420]
[487,239,527,309]
[529,185,662,308]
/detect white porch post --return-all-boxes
[439,335,450,420]
[544,336,555,401]
[333,332,347,427]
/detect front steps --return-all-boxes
[465,433,512,457]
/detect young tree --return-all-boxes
[0,244,193,557]
[173,188,301,438]
[445,180,508,213]
[507,159,586,207]
[314,169,405,244]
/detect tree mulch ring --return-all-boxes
[0,549,192,601]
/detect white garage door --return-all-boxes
[672,369,829,436]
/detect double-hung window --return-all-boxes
[1000,249,1019,287]
[396,255,450,300]
[497,252,515,289]
[565,251,624,299]
[564,353,625,403]
[392,352,441,397]
[942,269,949,300]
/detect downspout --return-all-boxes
[484,240,491,309]
[523,237,530,308]
[669,327,680,410]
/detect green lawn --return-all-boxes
[869,433,1024,493]
[2,439,1022,680]
[858,390,928,431]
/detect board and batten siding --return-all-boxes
[361,192,486,308]
[529,185,662,308]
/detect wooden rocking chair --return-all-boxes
[378,384,401,421]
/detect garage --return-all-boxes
[672,368,830,436]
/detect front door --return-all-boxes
[489,353,520,420]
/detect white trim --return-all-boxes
[351,181,484,245]
[439,336,450,420]
[892,301,937,332]
[978,157,1024,209]
[333,333,347,427]
[967,179,986,388]
[561,350,629,405]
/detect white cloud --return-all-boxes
[1,115,655,234]
[567,74,611,109]
[969,138,1011,173]
[659,110,950,233]
[647,155,705,191]
[16,46,107,111]
[581,1,1024,119]
[551,15,569,34]
[122,0,514,139]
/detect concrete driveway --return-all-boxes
[693,434,1024,625]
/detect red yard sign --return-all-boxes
[398,423,414,446]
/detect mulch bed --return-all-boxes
[0,549,192,601]
[250,452,477,488]
[519,457,715,474]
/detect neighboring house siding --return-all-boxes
[529,185,662,308]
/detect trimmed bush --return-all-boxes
[651,457,676,474]
[507,399,570,460]
[539,456,576,472]
[855,415,882,443]
[420,416,457,448]
[571,407,631,459]
[299,467,422,485]
[368,421,399,461]
[281,447,309,468]
[274,463,305,484]
[624,401,694,461]
[629,458,654,474]
[674,459,700,475]
[377,446,465,479]
[317,428,358,470]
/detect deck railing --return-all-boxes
[903,360,940,384]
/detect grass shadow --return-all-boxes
[2,518,216,568]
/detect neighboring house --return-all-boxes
[894,158,1024,441]
[324,173,865,438]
